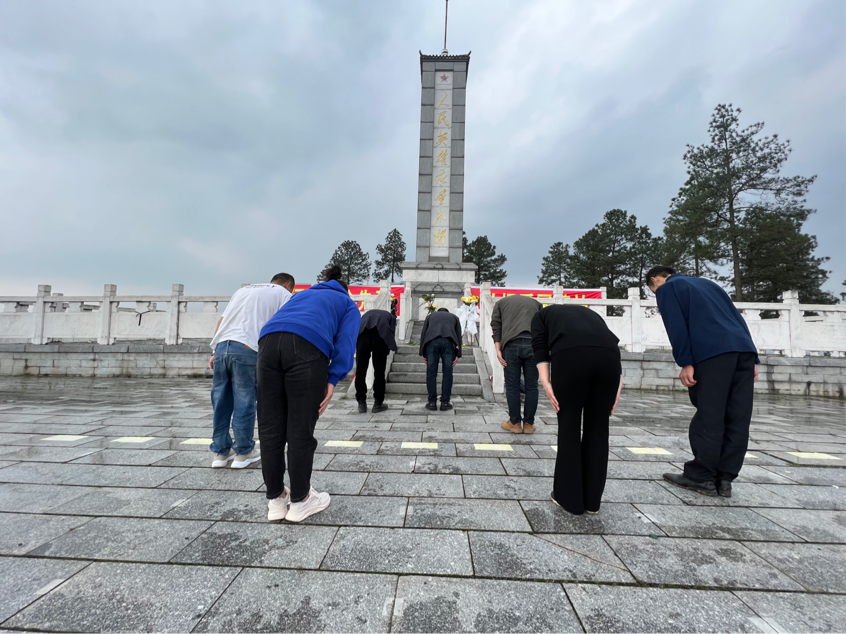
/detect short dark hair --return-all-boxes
[437,307,449,312]
[645,265,675,287]
[270,272,295,287]
[322,265,348,290]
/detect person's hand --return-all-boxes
[610,377,622,417]
[208,354,215,370]
[452,357,458,368]
[543,382,559,413]
[496,351,507,367]
[421,356,427,364]
[754,365,759,383]
[318,383,335,416]
[679,365,697,388]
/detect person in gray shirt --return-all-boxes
[419,308,462,411]
[491,295,542,433]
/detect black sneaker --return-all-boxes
[372,402,389,413]
[357,401,367,414]
[663,472,718,497]
[439,401,453,411]
[425,401,438,411]
[717,480,732,498]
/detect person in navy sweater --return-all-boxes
[647,266,759,498]
[257,265,361,522]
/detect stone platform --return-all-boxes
[0,377,843,632]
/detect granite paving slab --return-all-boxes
[0,462,187,488]
[763,451,846,466]
[299,494,407,528]
[752,508,846,543]
[602,479,685,504]
[164,490,265,522]
[70,448,178,466]
[0,461,16,469]
[470,532,634,583]
[0,483,97,513]
[159,467,264,491]
[634,504,801,541]
[321,527,473,576]
[564,583,761,633]
[392,575,583,633]
[500,458,555,477]
[657,481,799,508]
[463,475,552,500]
[151,450,226,468]
[172,522,338,569]
[422,431,494,444]
[29,516,213,562]
[761,466,846,486]
[361,472,464,497]
[78,436,172,450]
[457,443,539,458]
[194,568,396,633]
[3,446,100,463]
[734,591,846,634]
[2,561,238,633]
[353,430,423,442]
[605,535,804,590]
[742,541,846,592]
[0,513,91,555]
[405,497,531,532]
[324,454,416,473]
[377,441,457,456]
[414,456,506,475]
[733,465,797,484]
[284,470,368,495]
[0,556,90,623]
[488,432,559,446]
[52,487,196,519]
[757,483,846,510]
[314,440,381,455]
[605,460,682,480]
[521,501,664,536]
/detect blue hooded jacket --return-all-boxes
[259,280,362,385]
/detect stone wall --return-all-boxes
[0,343,843,398]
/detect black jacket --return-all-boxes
[419,311,462,358]
[531,305,620,364]
[359,309,398,352]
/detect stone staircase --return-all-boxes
[385,320,482,396]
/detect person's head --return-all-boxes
[645,265,675,293]
[270,272,295,293]
[321,265,348,290]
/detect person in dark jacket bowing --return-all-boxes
[355,309,398,414]
[532,304,622,516]
[419,308,463,411]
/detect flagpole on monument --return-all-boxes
[442,0,449,54]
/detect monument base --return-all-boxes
[400,261,477,325]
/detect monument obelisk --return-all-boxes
[401,3,476,323]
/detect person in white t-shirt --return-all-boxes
[209,273,295,469]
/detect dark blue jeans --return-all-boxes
[503,338,539,424]
[210,340,258,455]
[425,336,456,403]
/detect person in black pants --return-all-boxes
[648,266,759,498]
[532,305,622,515]
[419,308,462,411]
[355,309,398,414]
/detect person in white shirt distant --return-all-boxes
[208,273,295,469]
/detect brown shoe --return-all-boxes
[501,421,523,434]
[522,424,535,434]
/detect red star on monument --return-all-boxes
[440,74,449,82]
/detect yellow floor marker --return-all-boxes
[551,446,558,452]
[745,453,758,459]
[402,442,438,449]
[325,440,363,448]
[180,438,212,445]
[787,452,842,460]
[474,443,512,451]
[44,435,88,442]
[113,437,155,443]
[626,447,673,455]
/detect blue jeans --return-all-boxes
[210,340,257,455]
[503,338,539,424]
[425,336,456,403]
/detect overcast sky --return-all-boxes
[1,0,843,297]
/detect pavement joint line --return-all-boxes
[474,443,512,451]
[325,440,364,448]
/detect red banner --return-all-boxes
[293,285,405,314]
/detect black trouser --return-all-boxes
[684,351,756,484]
[551,346,621,515]
[425,336,455,403]
[257,332,328,503]
[503,337,539,424]
[355,328,390,404]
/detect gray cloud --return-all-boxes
[1,0,843,297]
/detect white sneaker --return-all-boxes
[211,449,235,468]
[267,487,291,521]
[231,448,261,469]
[285,488,330,522]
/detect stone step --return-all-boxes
[390,362,477,374]
[385,382,483,395]
[388,372,480,385]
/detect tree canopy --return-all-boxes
[373,229,406,283]
[463,233,507,286]
[321,240,371,285]
[538,242,573,287]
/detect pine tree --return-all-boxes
[674,104,817,300]
[321,240,371,285]
[373,229,406,283]
[538,242,573,286]
[463,234,507,286]
[663,179,725,279]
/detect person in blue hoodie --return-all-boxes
[257,265,361,523]
[647,265,759,499]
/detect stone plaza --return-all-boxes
[0,375,843,632]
